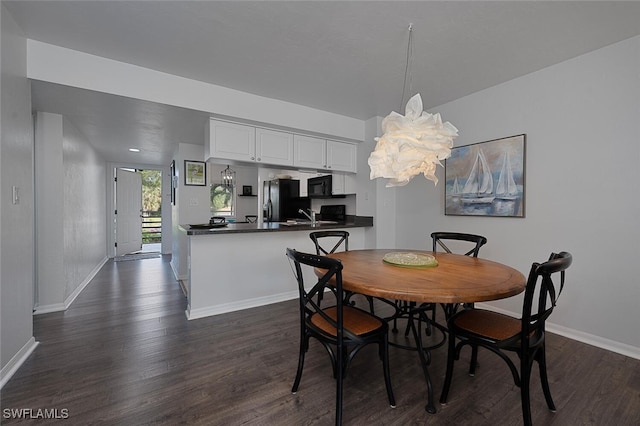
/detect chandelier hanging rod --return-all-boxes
[400,23,414,112]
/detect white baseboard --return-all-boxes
[169,261,187,282]
[476,302,640,360]
[0,337,39,389]
[186,290,298,320]
[33,256,108,315]
[32,302,66,315]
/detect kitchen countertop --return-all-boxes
[180,216,373,236]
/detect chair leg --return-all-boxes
[292,335,308,393]
[340,346,349,379]
[426,305,435,336]
[367,296,375,314]
[392,300,401,333]
[468,344,478,376]
[439,330,457,404]
[520,355,534,426]
[537,343,556,412]
[335,344,344,426]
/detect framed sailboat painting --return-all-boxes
[445,134,526,217]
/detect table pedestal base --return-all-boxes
[384,300,449,414]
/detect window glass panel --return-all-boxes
[211,184,235,217]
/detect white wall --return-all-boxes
[34,112,64,309]
[359,117,383,248]
[170,143,210,280]
[61,116,107,301]
[394,36,640,357]
[0,4,36,386]
[33,112,108,313]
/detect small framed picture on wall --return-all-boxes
[184,160,206,186]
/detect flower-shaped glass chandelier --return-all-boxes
[368,25,458,187]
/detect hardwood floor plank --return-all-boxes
[1,256,638,425]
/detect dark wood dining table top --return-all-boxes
[326,249,526,304]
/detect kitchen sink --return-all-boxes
[280,220,338,226]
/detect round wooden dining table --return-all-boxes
[325,249,526,414]
[327,249,526,304]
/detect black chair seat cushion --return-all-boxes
[452,309,521,342]
[311,306,385,336]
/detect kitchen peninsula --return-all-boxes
[179,217,373,320]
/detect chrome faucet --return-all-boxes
[298,208,317,225]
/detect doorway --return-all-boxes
[140,169,162,253]
[114,168,163,256]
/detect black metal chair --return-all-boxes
[432,231,488,313]
[440,251,573,426]
[310,230,349,255]
[309,231,375,313]
[286,248,395,426]
[432,231,488,257]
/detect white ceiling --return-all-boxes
[5,1,640,166]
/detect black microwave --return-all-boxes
[307,175,332,198]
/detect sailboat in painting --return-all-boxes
[450,176,461,198]
[461,148,495,204]
[495,150,519,200]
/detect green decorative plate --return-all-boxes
[383,252,438,268]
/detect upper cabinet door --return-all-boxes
[207,120,256,162]
[293,135,327,169]
[327,140,357,173]
[255,128,294,166]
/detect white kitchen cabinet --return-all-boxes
[327,140,357,173]
[255,128,294,166]
[332,173,345,195]
[207,119,357,172]
[331,172,357,195]
[206,119,256,162]
[207,120,294,167]
[293,135,326,169]
[294,136,357,173]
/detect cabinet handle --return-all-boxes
[257,157,261,161]
[251,156,255,160]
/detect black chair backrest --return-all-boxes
[245,215,258,223]
[310,230,349,255]
[286,248,361,343]
[431,232,487,257]
[521,251,572,344]
[210,216,226,224]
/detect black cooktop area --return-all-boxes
[320,204,346,223]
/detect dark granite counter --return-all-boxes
[180,216,373,236]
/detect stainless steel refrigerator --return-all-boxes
[263,179,310,222]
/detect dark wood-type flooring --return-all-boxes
[2,256,639,425]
